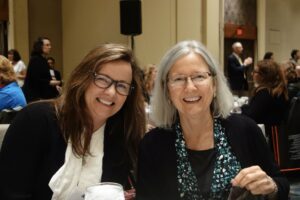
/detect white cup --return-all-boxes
[85,182,125,200]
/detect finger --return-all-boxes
[245,176,275,195]
[232,166,262,187]
[239,170,266,188]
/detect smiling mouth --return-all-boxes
[96,97,115,106]
[183,96,201,102]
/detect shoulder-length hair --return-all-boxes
[0,55,16,85]
[151,40,233,128]
[31,36,50,56]
[53,43,146,165]
[254,60,288,100]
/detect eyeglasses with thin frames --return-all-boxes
[168,72,213,88]
[92,72,134,96]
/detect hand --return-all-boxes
[243,57,253,66]
[50,80,61,86]
[56,86,62,94]
[124,188,136,200]
[231,165,277,196]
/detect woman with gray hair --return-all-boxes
[136,40,289,199]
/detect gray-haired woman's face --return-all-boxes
[167,53,216,119]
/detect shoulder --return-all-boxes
[222,114,262,139]
[140,127,174,150]
[222,114,267,149]
[228,54,235,60]
[20,101,56,121]
[0,82,20,94]
[255,88,270,95]
[18,60,26,68]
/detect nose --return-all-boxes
[104,83,117,95]
[185,77,197,89]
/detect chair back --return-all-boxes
[0,109,19,124]
[272,97,300,172]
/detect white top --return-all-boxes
[13,60,26,73]
[49,124,105,200]
[13,60,26,87]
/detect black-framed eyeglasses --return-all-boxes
[92,72,134,96]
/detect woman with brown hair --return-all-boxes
[0,43,146,199]
[241,60,289,132]
[0,55,26,111]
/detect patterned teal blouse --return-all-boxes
[174,118,241,199]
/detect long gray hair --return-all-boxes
[151,40,233,128]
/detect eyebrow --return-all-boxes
[95,73,132,84]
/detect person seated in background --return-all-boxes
[241,60,289,137]
[136,40,289,199]
[0,43,146,200]
[0,55,27,111]
[47,57,63,96]
[7,49,27,87]
[263,51,274,61]
[284,62,300,99]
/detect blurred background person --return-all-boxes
[7,49,27,87]
[289,49,300,68]
[227,42,253,97]
[263,51,274,61]
[137,40,288,199]
[22,37,61,103]
[0,43,145,200]
[284,62,300,99]
[0,55,26,111]
[47,57,62,96]
[241,60,289,141]
[143,64,157,104]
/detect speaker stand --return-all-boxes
[131,35,135,51]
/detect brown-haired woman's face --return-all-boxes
[85,60,132,129]
[7,53,13,62]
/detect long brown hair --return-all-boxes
[53,43,146,166]
[254,60,288,100]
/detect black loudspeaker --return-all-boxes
[120,0,142,36]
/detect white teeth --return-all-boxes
[184,96,200,102]
[97,98,113,106]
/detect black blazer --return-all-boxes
[227,54,248,90]
[136,114,289,200]
[23,55,57,102]
[0,102,131,200]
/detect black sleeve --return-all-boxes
[54,70,62,86]
[0,105,50,199]
[241,89,272,122]
[228,55,244,72]
[247,120,289,199]
[226,115,290,199]
[27,56,51,86]
[136,133,159,200]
